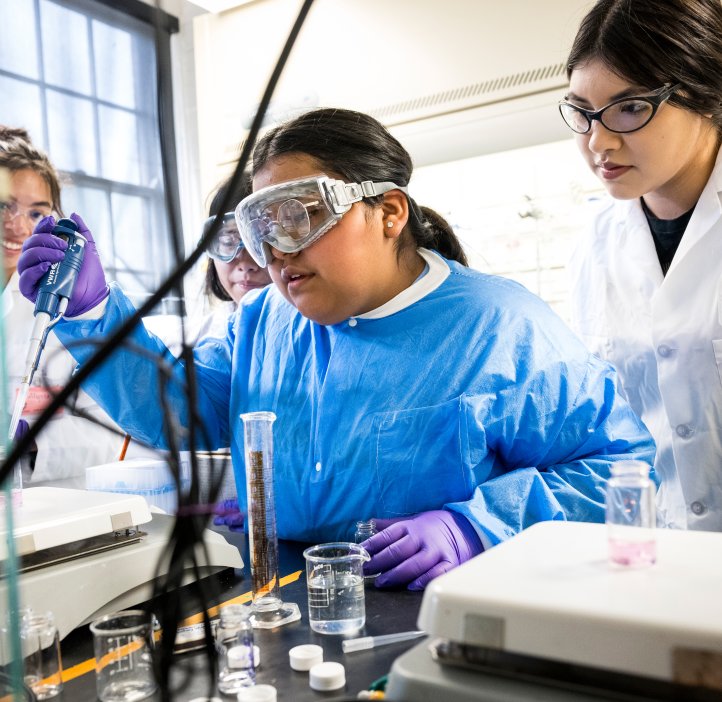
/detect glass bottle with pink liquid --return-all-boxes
[606,460,657,568]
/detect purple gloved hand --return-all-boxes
[14,419,29,442]
[18,213,109,317]
[213,498,245,532]
[361,510,484,591]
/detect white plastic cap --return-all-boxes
[309,661,346,691]
[236,685,277,702]
[288,643,323,671]
[228,644,261,668]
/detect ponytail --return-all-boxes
[400,200,468,266]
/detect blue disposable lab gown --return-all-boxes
[56,251,655,545]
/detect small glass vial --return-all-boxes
[354,519,377,544]
[355,519,379,580]
[20,609,63,699]
[216,604,255,694]
[606,460,657,568]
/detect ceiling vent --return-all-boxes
[371,62,567,126]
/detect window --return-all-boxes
[410,139,606,323]
[0,0,179,310]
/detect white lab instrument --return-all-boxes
[386,521,722,701]
[0,487,243,642]
[86,457,191,514]
[342,630,426,653]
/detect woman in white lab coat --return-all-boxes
[562,0,722,531]
[1,126,131,484]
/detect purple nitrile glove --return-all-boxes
[361,510,484,591]
[213,498,245,532]
[14,419,29,442]
[18,213,109,317]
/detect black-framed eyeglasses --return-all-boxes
[201,212,245,262]
[558,83,680,135]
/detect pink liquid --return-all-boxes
[608,538,656,567]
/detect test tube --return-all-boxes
[241,412,301,628]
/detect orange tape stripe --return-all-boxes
[61,569,303,683]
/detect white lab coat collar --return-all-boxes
[610,199,663,291]
[351,248,450,321]
[670,145,722,269]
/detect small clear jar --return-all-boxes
[20,609,63,699]
[355,519,379,580]
[354,519,377,544]
[606,460,657,568]
[216,604,255,694]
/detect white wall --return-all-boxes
[191,0,595,198]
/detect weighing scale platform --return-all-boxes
[1,487,244,640]
[387,521,722,701]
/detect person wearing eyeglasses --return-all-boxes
[0,126,131,485]
[561,0,722,532]
[16,108,654,590]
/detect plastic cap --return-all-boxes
[309,661,346,691]
[236,685,277,702]
[228,644,260,668]
[289,644,323,671]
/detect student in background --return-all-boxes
[561,0,722,531]
[196,171,272,340]
[1,126,127,484]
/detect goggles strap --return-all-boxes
[329,180,409,210]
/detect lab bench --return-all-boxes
[56,531,424,701]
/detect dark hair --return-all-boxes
[0,126,64,214]
[251,108,468,265]
[566,0,722,134]
[203,170,253,301]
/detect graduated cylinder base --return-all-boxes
[250,599,301,630]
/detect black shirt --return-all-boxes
[640,198,695,276]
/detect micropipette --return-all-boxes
[341,630,425,653]
[7,219,86,441]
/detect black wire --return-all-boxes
[1,1,316,699]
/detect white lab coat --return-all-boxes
[2,272,128,483]
[569,147,722,532]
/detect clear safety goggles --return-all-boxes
[0,200,54,228]
[234,175,407,267]
[203,212,245,262]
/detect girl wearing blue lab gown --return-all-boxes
[18,108,654,590]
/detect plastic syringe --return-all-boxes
[342,630,425,653]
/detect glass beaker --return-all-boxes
[19,609,62,699]
[303,542,370,634]
[606,460,657,568]
[89,609,157,702]
[241,411,301,628]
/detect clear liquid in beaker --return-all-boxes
[307,572,365,634]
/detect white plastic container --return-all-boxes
[86,458,189,514]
